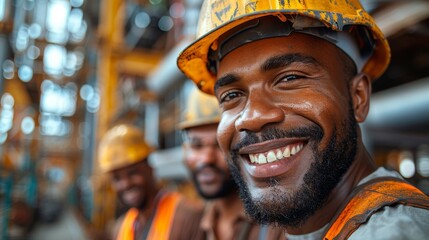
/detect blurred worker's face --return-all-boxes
[214,34,368,227]
[184,124,237,199]
[110,161,155,209]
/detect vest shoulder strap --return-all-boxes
[117,208,139,240]
[324,177,429,240]
[146,192,182,240]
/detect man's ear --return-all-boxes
[350,73,372,123]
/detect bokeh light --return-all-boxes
[18,65,33,82]
[158,16,174,31]
[399,151,416,178]
[21,116,36,135]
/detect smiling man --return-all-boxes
[98,124,203,240]
[177,0,429,239]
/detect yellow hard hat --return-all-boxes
[98,124,153,173]
[177,0,391,95]
[179,84,220,130]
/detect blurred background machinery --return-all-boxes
[0,0,428,239]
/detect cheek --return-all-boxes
[303,89,350,144]
[315,89,350,124]
[184,151,199,169]
[215,149,228,167]
[217,112,237,153]
[282,88,349,149]
[215,149,225,161]
[284,91,335,127]
[112,181,121,191]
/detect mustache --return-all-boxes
[231,125,323,153]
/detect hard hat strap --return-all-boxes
[208,15,375,75]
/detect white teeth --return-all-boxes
[258,154,267,164]
[248,143,304,165]
[267,151,276,162]
[283,147,290,158]
[276,150,283,160]
[250,154,256,163]
[291,146,297,155]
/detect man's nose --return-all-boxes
[235,93,285,133]
[115,176,132,190]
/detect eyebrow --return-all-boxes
[214,73,239,94]
[214,53,320,93]
[261,53,320,72]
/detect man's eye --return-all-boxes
[282,75,301,82]
[190,143,203,150]
[220,91,242,103]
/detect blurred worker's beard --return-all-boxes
[228,106,358,227]
[191,164,238,200]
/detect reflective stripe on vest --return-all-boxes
[116,192,182,240]
[324,177,429,240]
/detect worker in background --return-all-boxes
[179,86,283,240]
[97,123,203,240]
[177,0,429,239]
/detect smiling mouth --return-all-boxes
[248,142,305,164]
[123,188,139,196]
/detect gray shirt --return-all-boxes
[286,167,429,240]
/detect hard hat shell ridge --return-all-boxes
[98,124,153,173]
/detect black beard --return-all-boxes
[228,107,358,227]
[191,164,238,200]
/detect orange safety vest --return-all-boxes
[116,192,182,240]
[323,177,429,240]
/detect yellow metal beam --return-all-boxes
[97,2,163,135]
[94,0,162,234]
[115,50,163,76]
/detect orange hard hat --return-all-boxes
[98,124,153,173]
[177,0,390,95]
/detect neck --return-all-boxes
[286,143,376,235]
[138,187,162,219]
